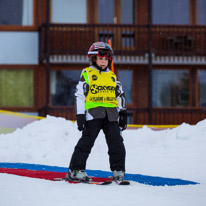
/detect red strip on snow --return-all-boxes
[0,168,111,183]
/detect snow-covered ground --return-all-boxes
[1,116,206,206]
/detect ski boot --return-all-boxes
[113,170,125,181]
[112,170,130,185]
[66,170,92,183]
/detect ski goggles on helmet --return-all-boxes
[88,50,112,59]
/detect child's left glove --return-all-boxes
[119,110,127,131]
[76,114,86,131]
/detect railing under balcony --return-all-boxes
[38,106,206,125]
[39,23,206,64]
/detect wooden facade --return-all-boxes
[0,0,206,125]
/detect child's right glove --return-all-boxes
[119,110,127,131]
[76,114,86,131]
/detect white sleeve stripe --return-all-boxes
[75,81,86,114]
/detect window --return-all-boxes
[152,0,189,24]
[98,0,134,24]
[118,70,133,104]
[152,70,190,107]
[0,0,33,26]
[121,0,134,24]
[98,0,114,23]
[52,0,86,23]
[198,70,206,106]
[0,70,33,106]
[0,32,38,64]
[51,70,81,106]
[197,0,206,25]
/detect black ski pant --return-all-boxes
[69,117,126,172]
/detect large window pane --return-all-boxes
[118,70,133,104]
[0,32,38,64]
[197,0,206,25]
[121,0,134,24]
[0,0,33,26]
[152,0,189,24]
[0,70,33,106]
[152,70,189,107]
[51,70,81,106]
[98,0,114,23]
[198,70,206,106]
[52,0,86,23]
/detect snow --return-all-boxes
[0,115,206,206]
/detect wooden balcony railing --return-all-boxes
[39,23,206,62]
[39,106,206,125]
[127,108,206,125]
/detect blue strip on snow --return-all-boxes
[0,162,67,172]
[0,162,199,186]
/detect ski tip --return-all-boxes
[118,181,130,185]
[100,181,113,185]
[89,181,113,185]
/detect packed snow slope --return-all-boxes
[0,116,206,206]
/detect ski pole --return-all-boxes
[108,39,114,73]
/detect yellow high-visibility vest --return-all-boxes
[82,67,118,110]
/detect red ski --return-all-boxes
[53,177,112,185]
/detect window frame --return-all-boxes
[0,0,36,31]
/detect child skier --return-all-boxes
[67,41,127,182]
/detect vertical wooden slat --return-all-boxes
[190,0,197,25]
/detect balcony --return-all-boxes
[39,24,206,64]
[38,24,206,125]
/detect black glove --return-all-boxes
[76,114,86,131]
[119,110,127,131]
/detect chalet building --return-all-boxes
[0,0,206,125]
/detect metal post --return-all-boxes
[148,0,153,124]
[45,0,50,116]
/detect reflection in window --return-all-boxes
[152,70,189,107]
[52,0,86,23]
[51,70,81,106]
[152,0,189,24]
[198,70,206,106]
[118,70,133,104]
[0,70,33,106]
[98,0,114,23]
[0,0,33,25]
[197,0,206,25]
